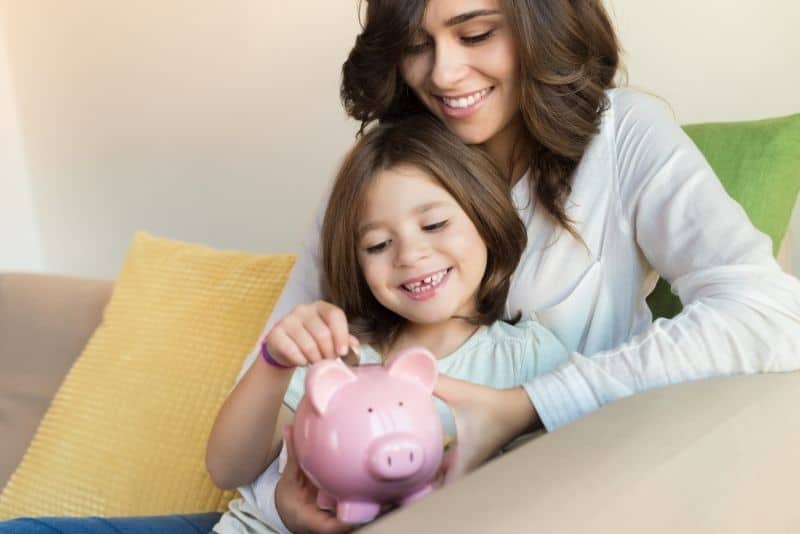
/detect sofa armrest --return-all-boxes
[0,273,113,491]
[367,371,800,533]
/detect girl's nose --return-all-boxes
[430,41,469,90]
[394,237,430,267]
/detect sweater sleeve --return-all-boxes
[524,90,800,431]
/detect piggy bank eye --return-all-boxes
[398,401,404,407]
[367,407,373,413]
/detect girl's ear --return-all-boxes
[305,360,358,415]
[385,347,438,393]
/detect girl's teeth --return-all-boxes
[403,269,448,291]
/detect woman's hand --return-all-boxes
[275,426,352,534]
[266,301,359,367]
[433,375,542,484]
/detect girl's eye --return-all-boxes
[462,30,494,45]
[365,240,390,254]
[422,220,449,232]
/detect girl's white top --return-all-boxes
[219,88,800,532]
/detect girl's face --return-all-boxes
[399,0,522,162]
[357,164,488,326]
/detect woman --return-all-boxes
[3,1,796,533]
[248,0,800,532]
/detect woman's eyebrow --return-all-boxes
[445,9,501,27]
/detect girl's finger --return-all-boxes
[319,304,351,357]
[283,318,323,364]
[265,329,302,367]
[305,313,337,359]
[348,335,360,356]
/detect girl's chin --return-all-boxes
[402,310,461,326]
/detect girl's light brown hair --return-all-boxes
[341,0,620,235]
[321,114,526,348]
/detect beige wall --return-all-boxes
[0,15,42,271]
[1,0,361,277]
[1,1,798,278]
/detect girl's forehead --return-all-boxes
[357,165,460,231]
[364,164,449,204]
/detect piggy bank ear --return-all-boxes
[385,347,438,393]
[305,359,357,415]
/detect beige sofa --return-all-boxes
[2,270,799,533]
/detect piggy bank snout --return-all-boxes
[367,434,425,480]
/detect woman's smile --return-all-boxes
[400,0,521,154]
[437,87,494,118]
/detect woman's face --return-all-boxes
[399,0,522,161]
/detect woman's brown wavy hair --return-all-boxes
[321,114,527,349]
[341,0,620,234]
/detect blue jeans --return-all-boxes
[0,513,221,533]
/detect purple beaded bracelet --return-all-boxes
[261,339,294,369]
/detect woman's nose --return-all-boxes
[430,40,469,90]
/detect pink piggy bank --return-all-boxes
[291,347,444,524]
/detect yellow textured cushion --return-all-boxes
[0,232,295,518]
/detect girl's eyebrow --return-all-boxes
[358,201,449,236]
[444,9,501,27]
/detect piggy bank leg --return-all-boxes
[336,500,381,524]
[400,483,433,506]
[316,489,336,511]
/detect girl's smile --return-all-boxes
[357,164,488,326]
[400,267,453,301]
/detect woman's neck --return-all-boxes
[389,319,480,360]
[483,115,529,184]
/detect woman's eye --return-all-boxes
[462,30,494,45]
[365,240,390,254]
[422,220,449,232]
[404,41,431,55]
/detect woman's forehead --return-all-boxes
[418,0,504,30]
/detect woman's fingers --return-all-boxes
[433,373,472,405]
[278,426,352,533]
[432,375,508,483]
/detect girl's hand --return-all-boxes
[433,375,542,484]
[266,301,359,367]
[275,426,353,534]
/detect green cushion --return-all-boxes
[647,113,800,319]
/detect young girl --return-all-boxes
[206,113,570,532]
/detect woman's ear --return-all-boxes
[385,346,438,392]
